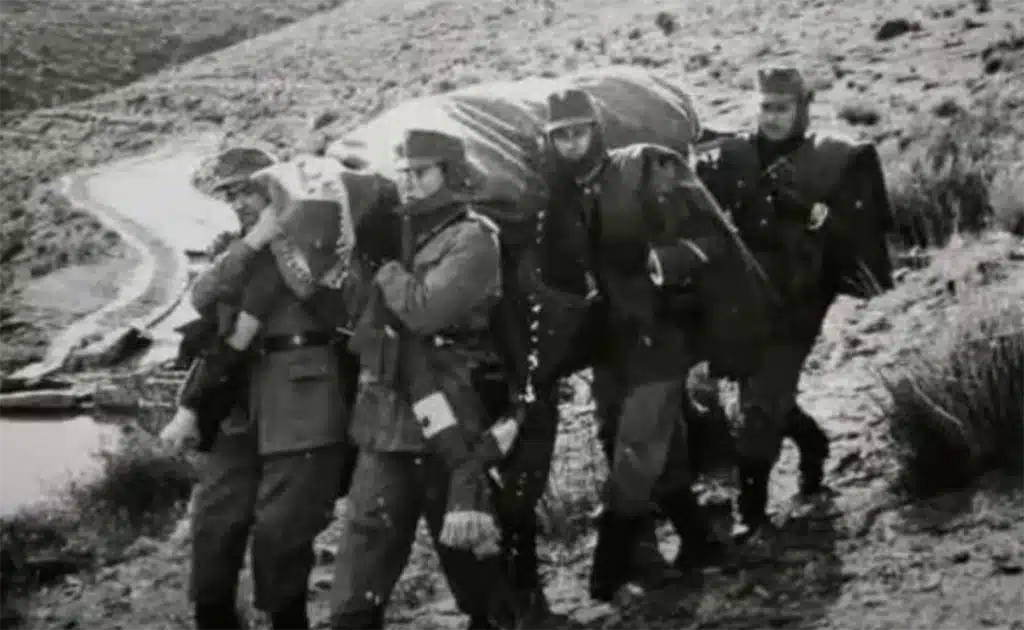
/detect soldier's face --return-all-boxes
[397,162,445,203]
[549,123,595,162]
[757,95,800,142]
[224,184,268,230]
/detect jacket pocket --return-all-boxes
[254,346,348,456]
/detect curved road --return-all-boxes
[11,132,238,380]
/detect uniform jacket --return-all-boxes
[348,193,502,453]
[189,238,360,455]
[525,143,773,377]
[695,130,895,341]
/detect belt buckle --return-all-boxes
[291,334,305,349]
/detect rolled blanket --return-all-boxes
[251,155,355,298]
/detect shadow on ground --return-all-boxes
[584,493,845,630]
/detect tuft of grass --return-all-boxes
[654,11,677,36]
[1,377,195,601]
[837,101,882,126]
[65,432,197,543]
[886,98,1021,248]
[989,162,1024,236]
[884,297,1024,498]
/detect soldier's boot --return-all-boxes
[732,458,773,545]
[505,529,571,629]
[631,515,683,586]
[661,488,729,575]
[194,601,246,629]
[270,596,309,629]
[512,586,579,629]
[588,511,645,604]
[786,406,830,496]
[329,607,384,630]
[630,512,679,581]
[597,422,678,586]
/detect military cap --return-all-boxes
[207,145,279,192]
[394,129,467,170]
[756,66,811,99]
[543,88,598,132]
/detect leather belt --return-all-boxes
[261,332,333,353]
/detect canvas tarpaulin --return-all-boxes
[320,66,778,381]
[326,65,703,239]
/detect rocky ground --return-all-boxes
[2,0,1024,627]
[9,233,1024,630]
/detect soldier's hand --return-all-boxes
[807,202,830,231]
[244,206,284,249]
[160,407,200,453]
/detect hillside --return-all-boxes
[0,0,346,112]
[2,0,1022,372]
[0,0,345,372]
[1,0,1023,625]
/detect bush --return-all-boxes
[990,162,1024,236]
[66,432,197,542]
[0,376,193,602]
[837,101,882,126]
[884,107,1003,247]
[884,298,1024,498]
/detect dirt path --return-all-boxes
[8,132,234,383]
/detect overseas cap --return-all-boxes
[544,88,598,132]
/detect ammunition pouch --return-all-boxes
[177,342,252,453]
[253,343,349,456]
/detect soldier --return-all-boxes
[328,129,520,630]
[694,65,895,542]
[163,147,346,453]
[160,145,359,630]
[529,88,729,604]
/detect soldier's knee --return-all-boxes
[190,495,252,553]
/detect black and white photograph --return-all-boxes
[1,0,1022,628]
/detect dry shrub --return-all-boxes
[837,101,882,126]
[1,378,194,599]
[989,162,1024,236]
[65,432,197,545]
[884,296,1024,498]
[887,98,1022,249]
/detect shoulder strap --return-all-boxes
[788,132,861,203]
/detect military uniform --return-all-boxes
[694,66,895,537]
[328,129,516,630]
[529,90,733,603]
[187,216,357,628]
